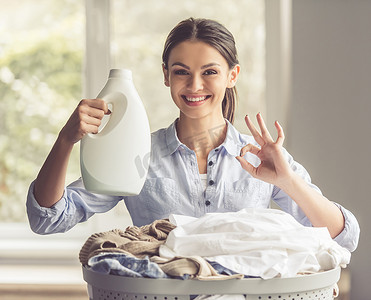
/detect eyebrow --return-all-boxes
[171,62,221,69]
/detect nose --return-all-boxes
[187,74,203,92]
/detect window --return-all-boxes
[0,0,84,223]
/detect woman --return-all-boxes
[27,18,359,252]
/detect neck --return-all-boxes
[176,114,227,156]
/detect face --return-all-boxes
[163,40,240,121]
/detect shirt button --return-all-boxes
[208,161,214,166]
[209,180,215,186]
[205,200,211,206]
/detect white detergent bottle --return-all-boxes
[80,69,151,196]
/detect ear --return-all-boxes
[227,64,240,88]
[162,63,170,87]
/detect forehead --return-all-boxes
[168,40,228,68]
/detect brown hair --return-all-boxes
[162,18,239,124]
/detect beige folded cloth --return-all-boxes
[79,219,175,265]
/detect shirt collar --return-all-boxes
[165,119,183,156]
[164,118,245,157]
[221,119,245,157]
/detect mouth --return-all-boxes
[182,95,211,103]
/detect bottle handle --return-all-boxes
[87,92,128,138]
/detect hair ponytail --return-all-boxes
[223,87,237,124]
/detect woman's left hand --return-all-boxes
[236,113,294,188]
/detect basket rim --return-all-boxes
[82,265,341,295]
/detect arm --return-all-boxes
[276,171,344,238]
[33,99,110,208]
[236,113,344,238]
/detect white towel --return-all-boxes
[160,208,350,279]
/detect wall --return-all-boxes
[286,1,371,299]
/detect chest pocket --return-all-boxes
[224,178,271,211]
[140,178,180,216]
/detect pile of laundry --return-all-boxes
[79,208,350,280]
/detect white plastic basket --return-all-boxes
[82,266,340,300]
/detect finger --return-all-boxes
[235,156,257,177]
[275,120,285,145]
[79,99,110,115]
[95,98,111,115]
[240,143,260,157]
[245,115,265,146]
[256,113,273,142]
[71,119,100,140]
[78,100,106,120]
[81,122,100,135]
[81,113,102,127]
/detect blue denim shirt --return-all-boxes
[27,119,360,252]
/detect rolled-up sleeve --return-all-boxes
[332,202,360,252]
[26,179,122,235]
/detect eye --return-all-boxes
[174,69,189,75]
[203,69,217,75]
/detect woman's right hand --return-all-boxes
[59,99,111,145]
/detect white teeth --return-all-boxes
[185,96,207,102]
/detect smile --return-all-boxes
[182,95,211,102]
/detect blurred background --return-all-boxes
[0,0,369,299]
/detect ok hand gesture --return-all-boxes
[236,113,294,189]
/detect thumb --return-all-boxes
[104,102,111,115]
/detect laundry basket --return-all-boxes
[82,266,341,300]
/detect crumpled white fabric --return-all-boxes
[159,208,351,279]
